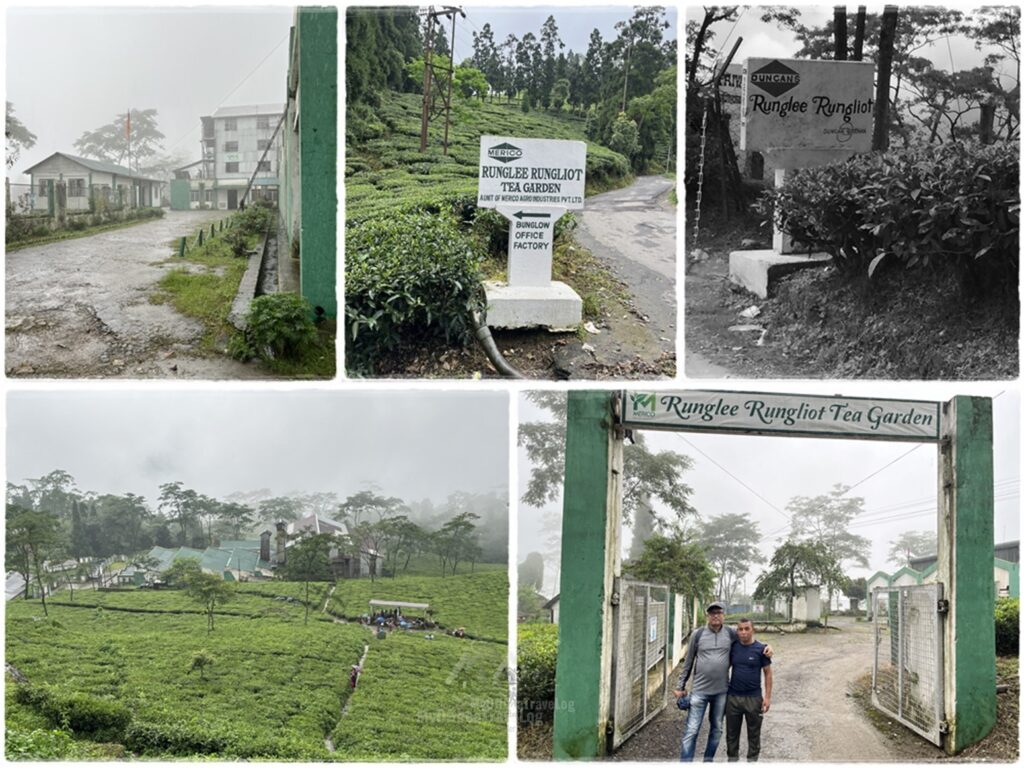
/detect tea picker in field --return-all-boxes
[673,602,773,762]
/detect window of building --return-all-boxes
[68,179,86,197]
[257,160,272,172]
[257,139,270,151]
[224,118,237,131]
[257,115,270,129]
[190,189,201,203]
[38,179,48,196]
[224,141,239,152]
[205,189,215,203]
[225,162,239,173]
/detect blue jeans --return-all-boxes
[679,691,727,762]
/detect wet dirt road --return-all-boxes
[613,617,941,762]
[6,210,273,379]
[574,176,677,362]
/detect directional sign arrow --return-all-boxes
[514,211,552,220]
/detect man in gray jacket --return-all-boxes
[672,602,772,761]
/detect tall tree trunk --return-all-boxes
[872,6,899,151]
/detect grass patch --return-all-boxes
[150,236,250,352]
[257,326,336,379]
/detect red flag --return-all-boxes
[125,109,131,139]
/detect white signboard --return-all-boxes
[477,136,586,209]
[501,206,564,287]
[622,391,941,442]
[740,58,875,152]
[648,615,658,643]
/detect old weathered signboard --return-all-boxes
[478,136,586,209]
[621,390,941,441]
[740,58,875,152]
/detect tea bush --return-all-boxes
[345,212,484,375]
[760,140,1019,306]
[232,293,320,362]
[995,597,1019,656]
[517,623,558,723]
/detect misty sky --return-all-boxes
[692,5,1008,85]
[6,6,294,181]
[519,384,1020,597]
[7,390,509,508]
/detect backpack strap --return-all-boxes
[677,626,704,691]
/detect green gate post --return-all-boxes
[197,229,204,246]
[47,179,55,217]
[553,391,623,759]
[179,237,186,258]
[939,396,995,753]
[210,223,215,239]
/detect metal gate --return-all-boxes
[610,578,670,749]
[871,583,946,746]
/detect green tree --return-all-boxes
[217,501,255,540]
[73,109,165,170]
[433,511,481,577]
[699,512,765,604]
[339,490,406,526]
[887,530,938,567]
[519,552,545,593]
[345,7,422,105]
[188,650,216,681]
[471,22,504,98]
[6,507,65,616]
[277,533,335,623]
[162,557,202,588]
[158,481,201,546]
[754,541,835,622]
[608,112,640,161]
[519,392,697,531]
[257,496,305,524]
[518,583,548,621]
[6,101,36,170]
[625,533,716,601]
[185,572,233,632]
[549,78,570,112]
[539,15,565,109]
[454,65,490,99]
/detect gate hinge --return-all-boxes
[939,720,950,735]
[605,721,615,740]
[937,599,950,614]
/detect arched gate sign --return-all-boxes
[552,390,995,758]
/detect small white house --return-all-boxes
[772,586,822,622]
[23,152,163,211]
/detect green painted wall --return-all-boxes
[553,391,614,759]
[949,396,996,752]
[297,7,337,319]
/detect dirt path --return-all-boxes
[575,175,677,364]
[613,618,944,762]
[6,210,274,379]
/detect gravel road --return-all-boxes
[612,617,943,762]
[6,210,273,379]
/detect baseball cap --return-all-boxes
[706,601,726,613]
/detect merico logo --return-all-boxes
[487,142,523,163]
[750,61,801,96]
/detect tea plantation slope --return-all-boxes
[328,569,509,641]
[5,599,366,759]
[346,91,631,222]
[331,633,507,761]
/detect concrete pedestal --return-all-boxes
[483,280,582,331]
[729,249,832,299]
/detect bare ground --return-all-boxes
[6,210,276,379]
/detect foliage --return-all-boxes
[328,570,508,641]
[5,727,85,760]
[161,557,202,588]
[888,530,938,567]
[276,533,336,623]
[519,552,545,592]
[73,108,164,168]
[699,513,765,604]
[759,141,1019,309]
[345,212,485,375]
[608,112,640,160]
[624,533,716,601]
[232,293,320,362]
[995,598,1019,656]
[183,572,233,632]
[330,634,507,760]
[6,101,36,170]
[518,584,548,621]
[187,650,215,681]
[345,7,421,107]
[6,507,65,616]
[15,685,132,742]
[517,623,558,723]
[234,202,274,237]
[754,541,838,622]
[518,392,697,530]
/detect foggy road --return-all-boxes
[6,209,273,379]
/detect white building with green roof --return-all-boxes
[23,152,163,211]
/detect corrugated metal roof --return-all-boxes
[23,152,162,182]
[211,103,285,119]
[369,599,431,610]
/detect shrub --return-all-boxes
[345,212,484,374]
[17,685,131,741]
[759,140,1019,306]
[995,597,1019,656]
[517,623,558,724]
[232,293,319,362]
[5,728,77,760]
[234,204,273,237]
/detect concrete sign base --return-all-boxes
[483,280,582,331]
[728,249,832,299]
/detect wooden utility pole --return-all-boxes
[872,5,898,151]
[853,6,867,61]
[834,6,848,60]
[418,6,464,155]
